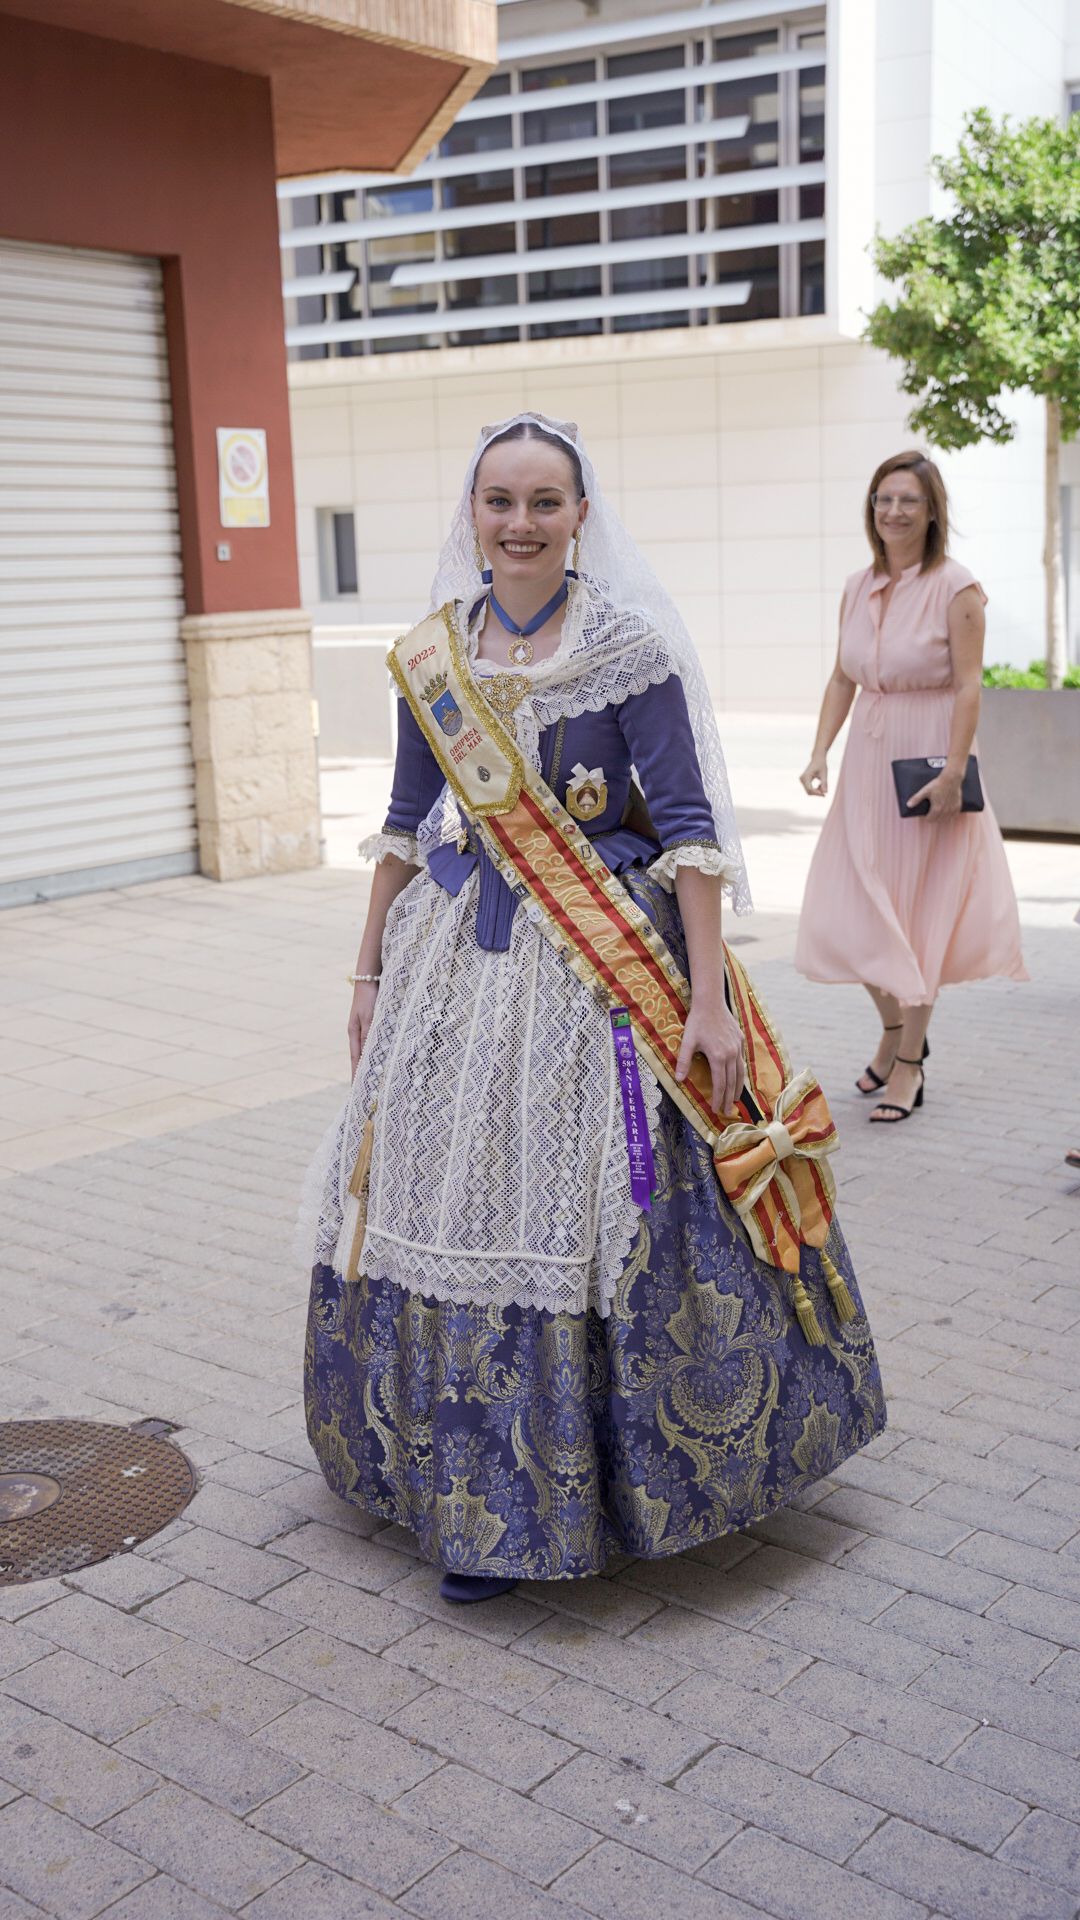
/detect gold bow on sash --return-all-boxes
[714,1070,835,1230]
[387,608,856,1346]
[715,954,852,1344]
[711,1075,849,1343]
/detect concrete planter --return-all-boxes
[312,625,400,761]
[978,688,1080,836]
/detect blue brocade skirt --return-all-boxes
[304,871,886,1581]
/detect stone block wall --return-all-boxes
[290,333,1046,710]
[182,608,321,881]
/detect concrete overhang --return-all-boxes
[0,0,497,174]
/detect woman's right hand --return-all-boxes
[800,752,828,798]
[348,981,380,1075]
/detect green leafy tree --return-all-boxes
[865,107,1080,688]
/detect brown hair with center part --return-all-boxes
[865,449,949,573]
[475,419,585,500]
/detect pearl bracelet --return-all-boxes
[347,971,381,985]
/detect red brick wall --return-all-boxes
[0,12,300,615]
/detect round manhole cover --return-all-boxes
[0,1420,195,1585]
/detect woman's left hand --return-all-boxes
[907,768,964,819]
[675,996,746,1117]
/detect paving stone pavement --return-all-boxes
[1,835,1079,1918]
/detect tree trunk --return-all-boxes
[1045,395,1067,690]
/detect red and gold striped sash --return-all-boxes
[389,609,851,1341]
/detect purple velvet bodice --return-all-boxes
[383,671,718,951]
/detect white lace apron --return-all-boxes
[301,859,661,1319]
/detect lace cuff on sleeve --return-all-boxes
[648,838,739,893]
[357,827,420,867]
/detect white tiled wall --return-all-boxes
[293,343,886,711]
[288,0,1069,712]
[1068,0,1080,73]
[291,334,1049,709]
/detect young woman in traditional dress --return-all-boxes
[300,413,885,1602]
[796,451,1026,1123]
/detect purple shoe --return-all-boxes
[439,1571,517,1604]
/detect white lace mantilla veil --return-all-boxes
[424,410,751,913]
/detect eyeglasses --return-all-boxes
[871,492,927,515]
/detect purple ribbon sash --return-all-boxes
[610,1007,655,1210]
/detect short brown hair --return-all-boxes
[864,450,949,572]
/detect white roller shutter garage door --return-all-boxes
[0,238,197,906]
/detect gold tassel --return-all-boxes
[344,1209,367,1283]
[347,1111,375,1199]
[791,1270,825,1346]
[821,1249,857,1324]
[344,1112,375,1283]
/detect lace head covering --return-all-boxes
[427,410,750,912]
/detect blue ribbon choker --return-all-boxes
[488,579,569,639]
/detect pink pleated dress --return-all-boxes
[795,556,1027,1007]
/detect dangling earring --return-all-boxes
[569,528,582,578]
[473,528,492,585]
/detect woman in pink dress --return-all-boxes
[795,450,1026,1123]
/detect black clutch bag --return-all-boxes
[891,754,984,817]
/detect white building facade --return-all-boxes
[284,0,1080,721]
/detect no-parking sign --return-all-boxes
[217,427,270,528]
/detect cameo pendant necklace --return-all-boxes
[488,579,569,667]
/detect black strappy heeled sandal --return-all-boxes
[857,1029,929,1096]
[857,1024,901,1095]
[870,1055,926,1124]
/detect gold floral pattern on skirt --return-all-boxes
[305,1092,885,1580]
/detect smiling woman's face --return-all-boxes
[872,468,930,541]
[471,438,586,583]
